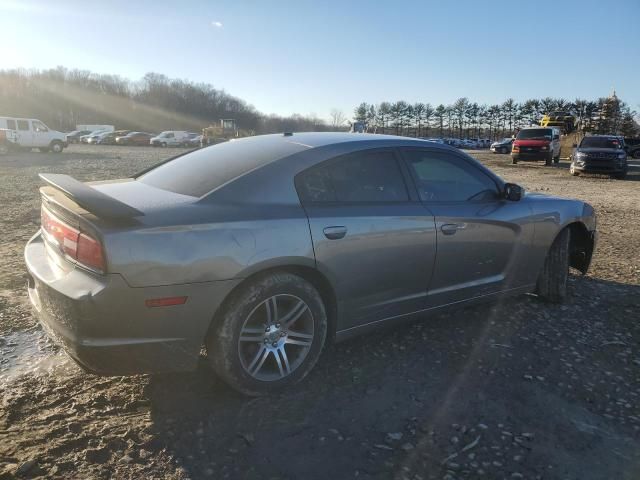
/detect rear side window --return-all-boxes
[297,150,409,203]
[138,136,307,197]
[6,119,16,130]
[403,150,498,202]
[17,120,29,131]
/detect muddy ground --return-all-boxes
[1,144,639,480]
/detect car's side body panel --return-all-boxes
[305,202,437,329]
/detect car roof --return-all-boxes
[137,132,457,198]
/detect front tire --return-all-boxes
[536,228,570,303]
[208,272,328,396]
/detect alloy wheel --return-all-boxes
[238,294,314,381]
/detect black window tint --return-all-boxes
[17,120,29,131]
[297,150,409,203]
[404,150,498,202]
[6,119,16,130]
[298,167,335,202]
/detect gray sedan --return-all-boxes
[25,133,596,395]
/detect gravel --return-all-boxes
[0,144,639,479]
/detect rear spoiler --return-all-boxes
[39,173,144,220]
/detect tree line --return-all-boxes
[0,67,337,134]
[353,96,639,139]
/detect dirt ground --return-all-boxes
[1,144,639,480]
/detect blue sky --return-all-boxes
[1,0,638,120]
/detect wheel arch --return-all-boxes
[557,221,594,274]
[206,263,339,346]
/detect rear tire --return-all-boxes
[208,272,328,396]
[545,154,552,166]
[536,228,570,303]
[511,157,518,164]
[50,141,63,153]
[613,171,627,180]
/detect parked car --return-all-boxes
[66,130,93,144]
[183,133,202,147]
[150,131,190,147]
[25,132,596,395]
[80,129,109,144]
[115,132,155,146]
[490,138,514,154]
[623,137,640,159]
[87,131,112,144]
[511,127,561,165]
[569,135,628,179]
[97,130,132,145]
[0,117,68,152]
[76,124,114,133]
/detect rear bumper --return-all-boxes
[25,232,239,375]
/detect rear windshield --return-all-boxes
[580,137,622,149]
[137,136,307,197]
[517,129,552,140]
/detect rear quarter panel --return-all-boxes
[104,205,315,287]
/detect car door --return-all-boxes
[31,120,50,147]
[400,147,535,307]
[15,119,32,147]
[297,148,437,329]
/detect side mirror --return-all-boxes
[503,183,524,201]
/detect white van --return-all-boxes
[150,131,190,147]
[0,117,68,152]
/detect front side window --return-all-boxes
[403,150,498,202]
[297,150,409,203]
[6,119,16,130]
[32,120,48,132]
[17,120,30,131]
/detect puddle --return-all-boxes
[0,328,74,383]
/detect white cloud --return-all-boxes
[211,21,223,28]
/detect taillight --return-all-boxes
[41,207,106,273]
[512,144,520,152]
[77,233,106,272]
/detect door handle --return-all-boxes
[440,223,464,235]
[323,226,347,240]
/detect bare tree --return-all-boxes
[329,109,347,128]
